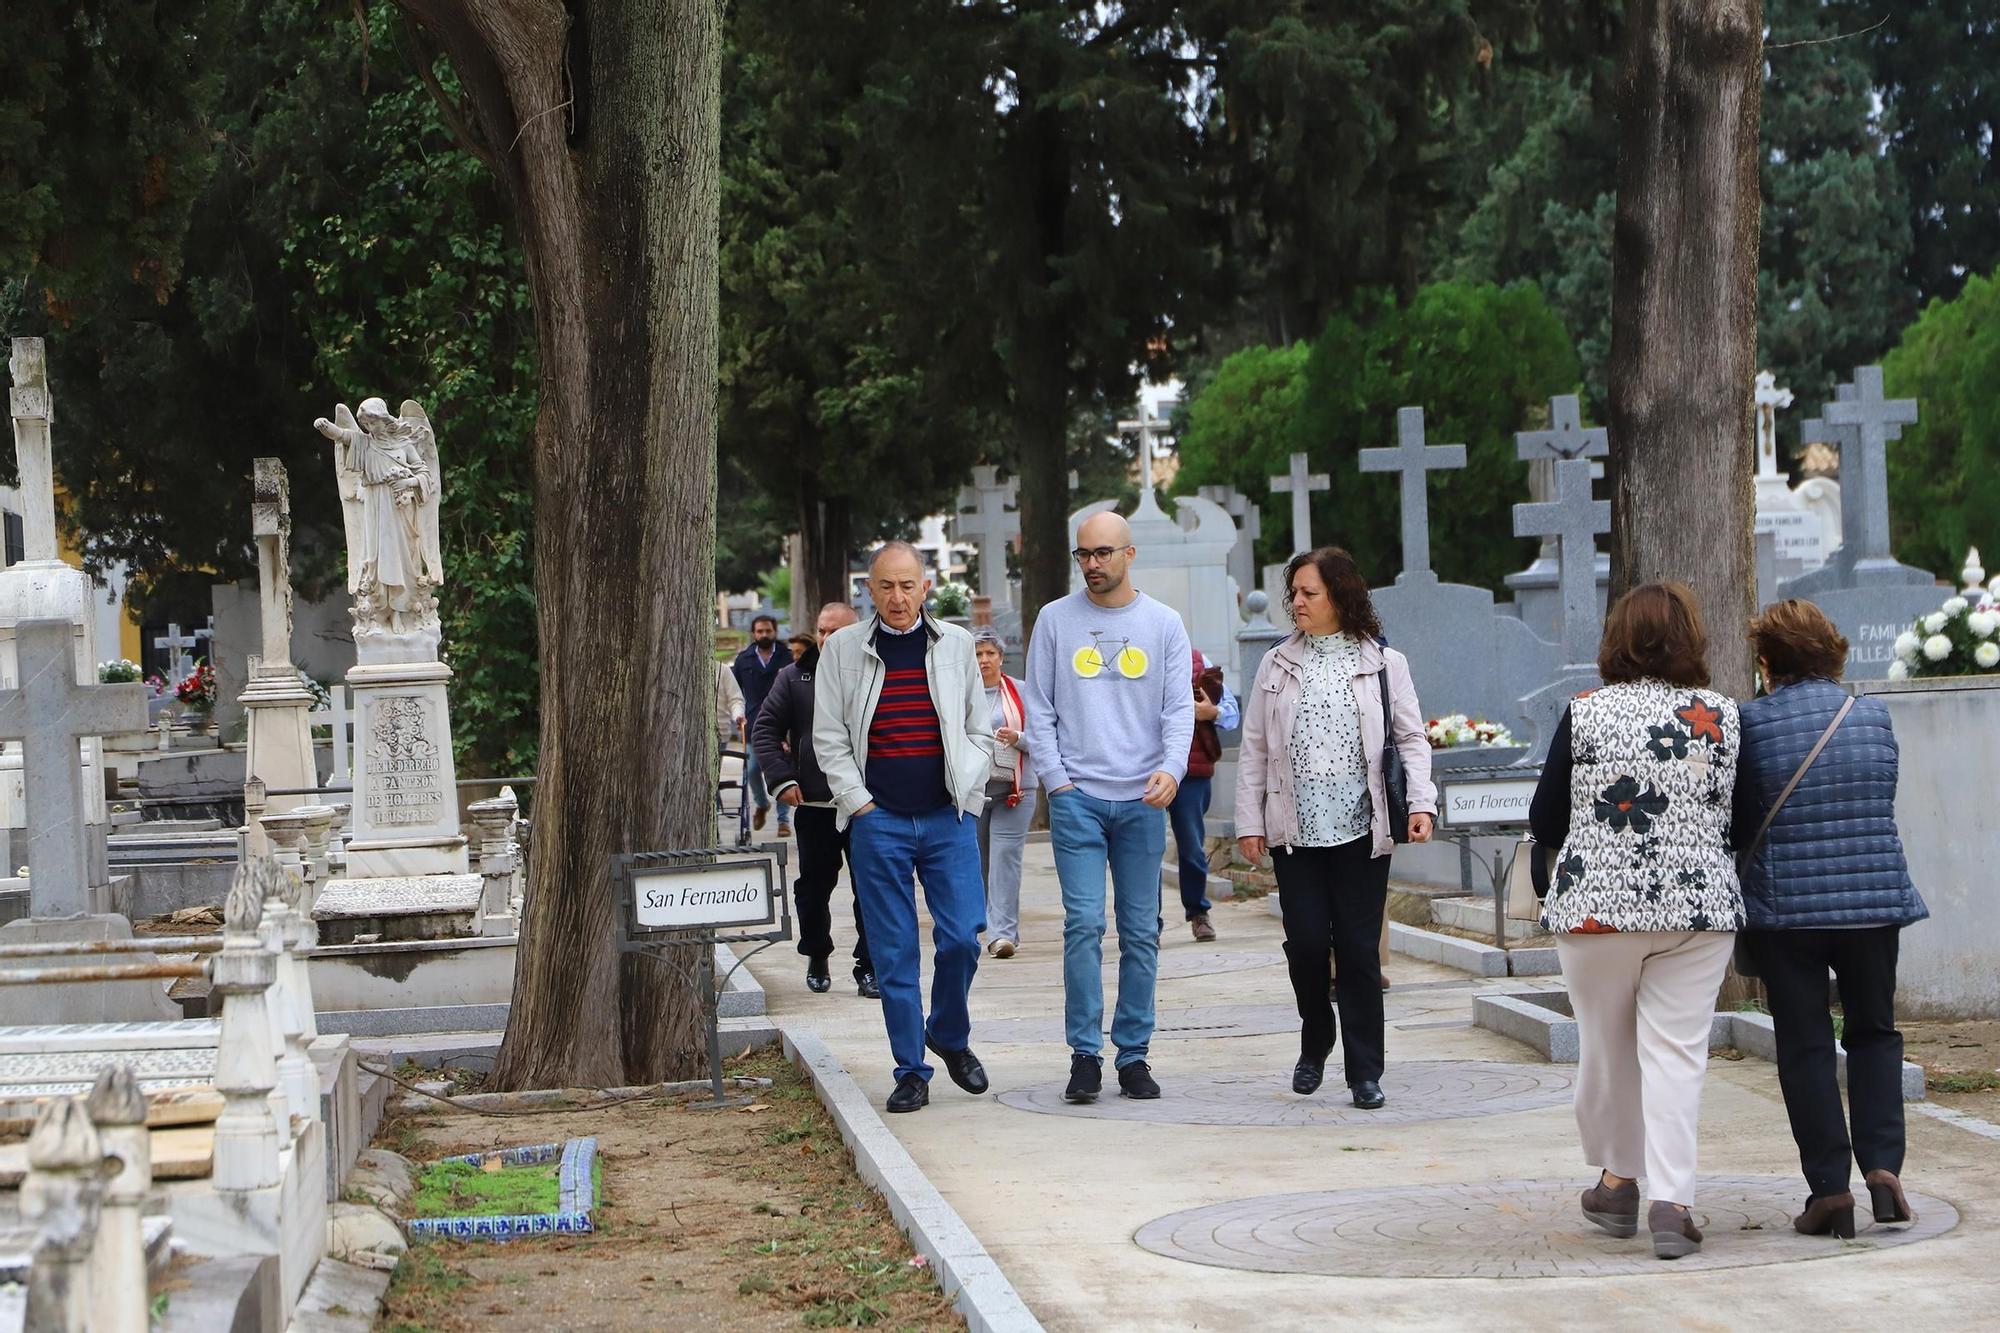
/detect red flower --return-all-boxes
[1676,697,1723,744]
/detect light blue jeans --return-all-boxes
[1048,788,1166,1068]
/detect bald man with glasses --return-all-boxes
[1023,510,1195,1105]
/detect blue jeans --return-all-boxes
[1049,789,1166,1068]
[845,805,985,1083]
[740,746,787,825]
[1167,775,1214,920]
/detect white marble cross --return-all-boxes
[250,458,294,674]
[1117,408,1174,520]
[1823,366,1918,565]
[1268,452,1330,555]
[0,620,147,916]
[1359,407,1467,580]
[152,623,205,684]
[951,465,1020,604]
[1514,460,1611,666]
[309,685,353,785]
[7,339,58,564]
[1753,370,1794,482]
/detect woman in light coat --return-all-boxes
[972,628,1036,956]
[1235,547,1436,1110]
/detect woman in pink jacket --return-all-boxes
[1235,547,1437,1108]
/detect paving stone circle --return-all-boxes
[1134,1175,1958,1277]
[974,1004,1304,1045]
[997,1061,1575,1127]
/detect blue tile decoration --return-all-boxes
[408,1136,598,1242]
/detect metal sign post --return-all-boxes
[612,843,794,1108]
[1436,766,1544,948]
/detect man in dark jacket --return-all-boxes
[733,613,790,834]
[754,600,876,996]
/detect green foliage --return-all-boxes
[929,583,971,619]
[409,1157,561,1219]
[1171,343,1311,563]
[756,566,791,621]
[1883,268,2000,581]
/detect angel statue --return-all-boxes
[313,398,445,653]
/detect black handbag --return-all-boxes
[1379,666,1410,844]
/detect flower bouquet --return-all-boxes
[1424,713,1518,750]
[174,659,218,725]
[1889,595,2000,680]
[97,659,141,684]
[930,582,972,619]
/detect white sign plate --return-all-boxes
[1441,777,1539,829]
[631,860,774,930]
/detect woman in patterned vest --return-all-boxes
[1528,581,1743,1260]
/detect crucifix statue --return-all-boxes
[1116,407,1174,520]
[1268,452,1330,555]
[251,458,295,677]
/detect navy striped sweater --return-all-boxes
[865,626,950,814]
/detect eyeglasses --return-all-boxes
[1072,546,1127,566]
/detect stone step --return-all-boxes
[1430,895,1542,941]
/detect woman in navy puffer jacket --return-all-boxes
[1736,600,1928,1240]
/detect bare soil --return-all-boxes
[374,1047,965,1333]
[1902,1018,2000,1113]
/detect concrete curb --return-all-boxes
[1471,994,1928,1100]
[1389,922,1508,977]
[715,942,768,1018]
[780,1027,1043,1333]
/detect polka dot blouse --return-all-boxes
[1289,632,1372,847]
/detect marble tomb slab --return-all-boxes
[313,873,483,944]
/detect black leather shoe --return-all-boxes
[805,958,831,994]
[1063,1053,1102,1103]
[1292,1059,1326,1096]
[856,972,881,1000]
[1118,1061,1161,1100]
[885,1073,929,1113]
[925,1036,989,1095]
[1350,1079,1386,1109]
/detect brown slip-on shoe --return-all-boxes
[1794,1192,1858,1238]
[1864,1169,1916,1224]
[1648,1202,1703,1259]
[1191,913,1217,942]
[1581,1174,1639,1238]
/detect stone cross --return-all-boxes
[250,458,294,674]
[0,620,147,916]
[1516,395,1609,567]
[1198,484,1262,595]
[152,622,207,684]
[1753,370,1794,482]
[951,465,1020,604]
[1514,460,1610,665]
[1116,408,1173,520]
[1822,365,1917,566]
[1799,383,1860,573]
[1268,452,1330,555]
[1360,407,1466,581]
[310,684,354,784]
[8,339,58,564]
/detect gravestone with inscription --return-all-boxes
[312,395,468,880]
[1777,368,1945,680]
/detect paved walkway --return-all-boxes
[742,839,2000,1330]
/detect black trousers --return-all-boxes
[1273,836,1390,1084]
[1744,925,1905,1199]
[792,804,872,977]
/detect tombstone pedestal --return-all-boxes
[342,661,467,879]
[241,668,317,819]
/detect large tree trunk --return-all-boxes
[794,474,850,622]
[1012,106,1073,649]
[1605,0,1763,701]
[400,0,719,1088]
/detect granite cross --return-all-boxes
[251,458,295,674]
[0,620,147,916]
[1822,365,1917,566]
[1513,459,1610,665]
[1116,408,1173,520]
[1268,452,1330,555]
[1753,370,1794,483]
[1198,484,1262,594]
[952,465,1020,604]
[8,339,59,564]
[1360,407,1466,581]
[1515,395,1608,566]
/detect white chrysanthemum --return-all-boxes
[1942,596,1969,617]
[1923,633,1953,662]
[1887,660,1911,681]
[1924,612,1948,634]
[1969,611,1997,639]
[1977,642,2000,670]
[1894,631,1923,661]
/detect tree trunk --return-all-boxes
[1605,0,1764,701]
[400,0,719,1089]
[1012,106,1073,650]
[794,474,851,623]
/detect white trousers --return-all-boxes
[1555,930,1734,1206]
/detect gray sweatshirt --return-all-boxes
[1022,590,1195,801]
